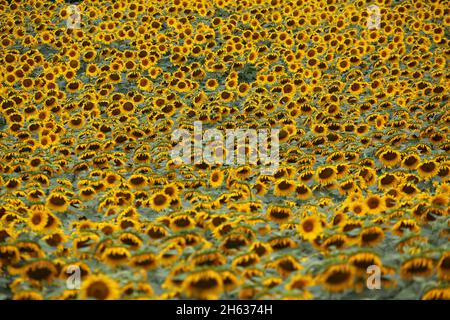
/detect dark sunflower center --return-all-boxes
[326,270,351,284]
[87,281,110,300]
[318,168,334,179]
[420,162,436,172]
[303,220,314,232]
[367,197,380,209]
[153,194,167,206]
[191,278,219,290]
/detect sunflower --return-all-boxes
[13,291,43,300]
[146,224,169,240]
[209,169,225,188]
[316,166,337,185]
[348,252,382,275]
[122,281,154,299]
[392,219,420,236]
[158,244,182,266]
[182,270,223,300]
[192,251,226,267]
[101,247,131,267]
[80,274,120,300]
[43,231,66,248]
[232,253,260,269]
[127,174,147,189]
[295,184,312,200]
[273,179,296,196]
[323,233,350,251]
[417,160,439,179]
[363,194,385,214]
[130,252,158,270]
[272,255,302,277]
[320,264,355,293]
[267,205,293,223]
[23,260,58,282]
[422,288,450,300]
[401,153,421,169]
[46,192,68,212]
[220,233,250,252]
[285,274,314,292]
[379,149,401,168]
[27,207,49,232]
[170,214,195,231]
[0,245,20,267]
[437,252,450,281]
[147,192,170,212]
[359,226,385,247]
[298,216,323,241]
[400,257,434,280]
[119,232,143,249]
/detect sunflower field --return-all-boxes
[0,0,449,301]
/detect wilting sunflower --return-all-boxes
[182,270,223,300]
[80,274,120,300]
[298,216,323,241]
[320,264,355,293]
